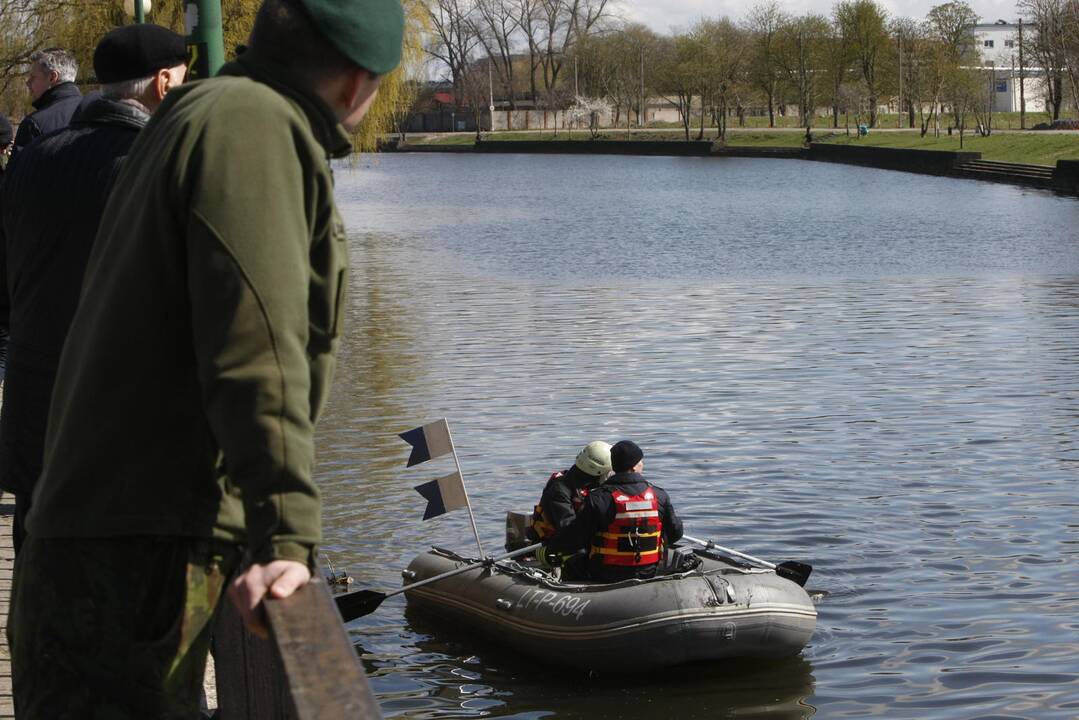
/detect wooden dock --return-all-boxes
[0,500,15,718]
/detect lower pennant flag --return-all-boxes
[399,419,454,467]
[415,471,469,520]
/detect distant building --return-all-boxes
[972,18,1049,113]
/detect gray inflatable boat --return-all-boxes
[402,543,817,671]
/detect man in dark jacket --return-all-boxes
[0,25,188,553]
[548,440,683,582]
[13,48,82,153]
[530,440,611,540]
[530,441,611,575]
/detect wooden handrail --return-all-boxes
[214,578,382,719]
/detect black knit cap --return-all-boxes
[0,113,12,147]
[610,440,644,473]
[94,24,188,84]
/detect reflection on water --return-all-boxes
[362,609,817,720]
[318,155,1079,718]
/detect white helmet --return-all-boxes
[575,441,612,479]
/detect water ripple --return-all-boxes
[317,155,1079,719]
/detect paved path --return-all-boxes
[0,500,14,718]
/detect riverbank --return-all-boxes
[386,130,1079,194]
[400,128,1079,167]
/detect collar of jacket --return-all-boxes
[71,95,150,131]
[606,471,648,488]
[221,50,353,160]
[32,81,81,111]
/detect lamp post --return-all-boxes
[123,0,150,23]
[184,0,225,80]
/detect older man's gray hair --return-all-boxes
[29,48,78,84]
[102,76,155,102]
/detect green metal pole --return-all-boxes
[184,0,225,80]
[134,0,144,24]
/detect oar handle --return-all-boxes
[383,541,543,600]
[682,535,777,570]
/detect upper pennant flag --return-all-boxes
[414,471,469,520]
[399,419,454,467]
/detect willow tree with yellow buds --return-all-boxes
[0,0,424,150]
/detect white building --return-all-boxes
[972,18,1050,113]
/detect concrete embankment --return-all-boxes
[388,138,802,159]
[804,143,979,176]
[425,139,714,156]
[384,138,1078,195]
[1055,159,1079,194]
[807,143,1077,194]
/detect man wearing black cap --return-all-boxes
[0,23,188,556]
[548,440,684,582]
[9,0,404,717]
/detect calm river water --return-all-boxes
[319,154,1079,719]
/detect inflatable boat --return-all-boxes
[400,542,817,671]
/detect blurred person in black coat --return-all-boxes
[0,25,188,552]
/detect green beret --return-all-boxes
[299,0,405,76]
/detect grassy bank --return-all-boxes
[815,130,1079,166]
[646,110,1077,131]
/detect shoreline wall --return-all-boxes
[473,139,714,156]
[805,143,981,175]
[1054,160,1079,193]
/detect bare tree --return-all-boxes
[1018,0,1079,118]
[472,0,521,127]
[514,0,612,126]
[426,0,483,107]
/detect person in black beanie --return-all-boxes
[0,23,187,556]
[548,440,683,582]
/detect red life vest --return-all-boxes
[530,471,591,540]
[590,486,663,567]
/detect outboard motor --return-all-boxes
[505,510,533,551]
[665,545,702,574]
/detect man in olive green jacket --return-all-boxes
[8,0,403,717]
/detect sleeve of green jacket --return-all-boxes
[184,98,326,567]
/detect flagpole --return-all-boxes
[444,421,486,559]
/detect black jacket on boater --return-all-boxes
[548,471,684,581]
[13,81,83,153]
[0,95,148,547]
[535,465,598,535]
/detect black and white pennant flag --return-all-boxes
[398,419,453,467]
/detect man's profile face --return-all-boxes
[26,63,55,101]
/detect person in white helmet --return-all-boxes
[529,441,612,571]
